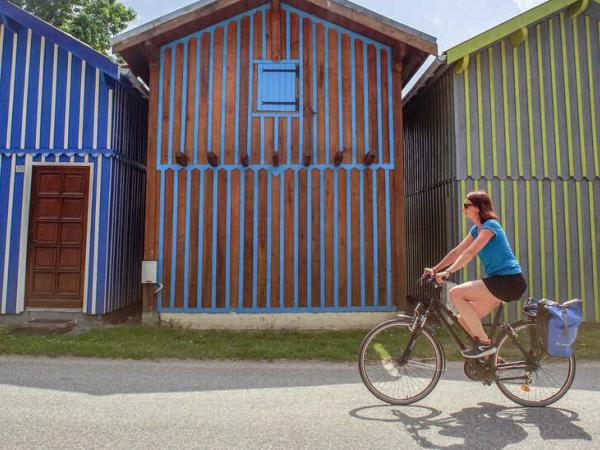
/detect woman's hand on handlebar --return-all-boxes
[435,270,451,283]
[422,267,435,279]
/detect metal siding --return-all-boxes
[0,19,148,315]
[154,3,399,313]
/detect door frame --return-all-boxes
[16,158,94,313]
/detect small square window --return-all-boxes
[256,63,299,112]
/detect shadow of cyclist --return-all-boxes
[350,402,591,449]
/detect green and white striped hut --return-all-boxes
[404,0,600,322]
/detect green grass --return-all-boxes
[0,322,598,362]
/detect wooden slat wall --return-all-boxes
[153,3,402,312]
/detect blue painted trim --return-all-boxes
[233,19,241,164]
[196,170,206,306]
[167,47,176,165]
[252,170,258,308]
[153,163,395,172]
[319,170,325,307]
[0,0,119,79]
[298,15,304,165]
[387,48,395,166]
[252,112,302,118]
[333,170,339,307]
[211,170,218,309]
[372,170,379,306]
[219,24,228,159]
[251,59,302,64]
[225,170,232,308]
[238,170,245,308]
[384,170,392,306]
[274,118,279,152]
[169,169,179,308]
[286,117,291,164]
[281,4,390,50]
[183,170,192,308]
[266,171,272,308]
[350,38,357,164]
[376,49,383,164]
[359,170,365,307]
[179,40,189,157]
[363,42,369,155]
[293,170,298,307]
[346,170,352,305]
[193,37,201,165]
[157,170,166,307]
[157,306,398,314]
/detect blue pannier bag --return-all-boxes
[536,299,583,357]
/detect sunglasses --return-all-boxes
[463,202,475,209]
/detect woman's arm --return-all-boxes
[429,234,474,273]
[440,229,494,277]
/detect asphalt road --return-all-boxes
[0,356,598,449]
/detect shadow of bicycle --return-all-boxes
[350,402,591,448]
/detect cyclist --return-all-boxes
[423,190,526,359]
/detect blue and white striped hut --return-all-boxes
[0,0,148,316]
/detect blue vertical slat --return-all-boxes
[183,169,192,308]
[279,171,284,308]
[24,32,40,150]
[53,47,67,149]
[219,26,228,158]
[39,42,53,150]
[387,48,395,166]
[96,157,112,314]
[311,21,317,162]
[346,170,352,304]
[350,38,357,164]
[234,20,241,163]
[246,18,254,161]
[337,31,343,154]
[167,45,176,164]
[237,169,244,309]
[68,54,82,149]
[307,170,312,306]
[157,170,166,309]
[6,155,24,313]
[266,171,272,308]
[193,37,201,164]
[376,49,383,163]
[363,42,369,156]
[86,156,98,313]
[225,170,232,308]
[319,170,325,307]
[211,170,219,309]
[372,170,379,305]
[384,170,392,305]
[82,64,95,149]
[9,27,26,150]
[324,27,330,162]
[359,170,365,306]
[196,170,206,307]
[333,170,339,307]
[293,170,298,307]
[207,32,215,155]
[180,41,189,156]
[252,170,258,309]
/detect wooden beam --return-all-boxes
[510,27,529,47]
[568,0,589,18]
[454,54,470,75]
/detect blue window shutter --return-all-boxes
[257,63,298,112]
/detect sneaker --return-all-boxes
[462,338,497,359]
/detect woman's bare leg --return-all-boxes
[449,280,502,342]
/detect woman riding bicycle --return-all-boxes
[423,191,527,359]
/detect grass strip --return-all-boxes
[0,323,598,362]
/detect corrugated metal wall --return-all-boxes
[0,20,147,315]
[452,8,600,320]
[404,69,457,302]
[154,2,403,313]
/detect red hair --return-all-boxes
[466,191,498,223]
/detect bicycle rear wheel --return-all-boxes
[358,319,445,405]
[494,321,576,407]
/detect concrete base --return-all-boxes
[159,312,401,330]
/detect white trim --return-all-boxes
[78,60,86,149]
[106,89,113,149]
[93,68,100,149]
[1,155,17,314]
[63,52,72,149]
[20,29,32,150]
[35,36,45,150]
[49,44,58,150]
[15,154,33,313]
[91,156,103,314]
[5,33,18,149]
[17,162,94,313]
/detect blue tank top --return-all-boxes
[470,219,522,277]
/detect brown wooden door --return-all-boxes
[25,166,90,309]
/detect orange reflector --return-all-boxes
[520,385,531,392]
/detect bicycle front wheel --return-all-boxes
[494,320,576,407]
[358,319,445,405]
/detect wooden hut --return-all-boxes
[404,0,600,322]
[0,0,148,316]
[112,0,437,327]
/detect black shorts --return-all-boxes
[482,273,527,303]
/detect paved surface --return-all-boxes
[0,356,598,449]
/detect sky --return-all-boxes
[119,0,547,88]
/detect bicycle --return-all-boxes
[358,276,576,407]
